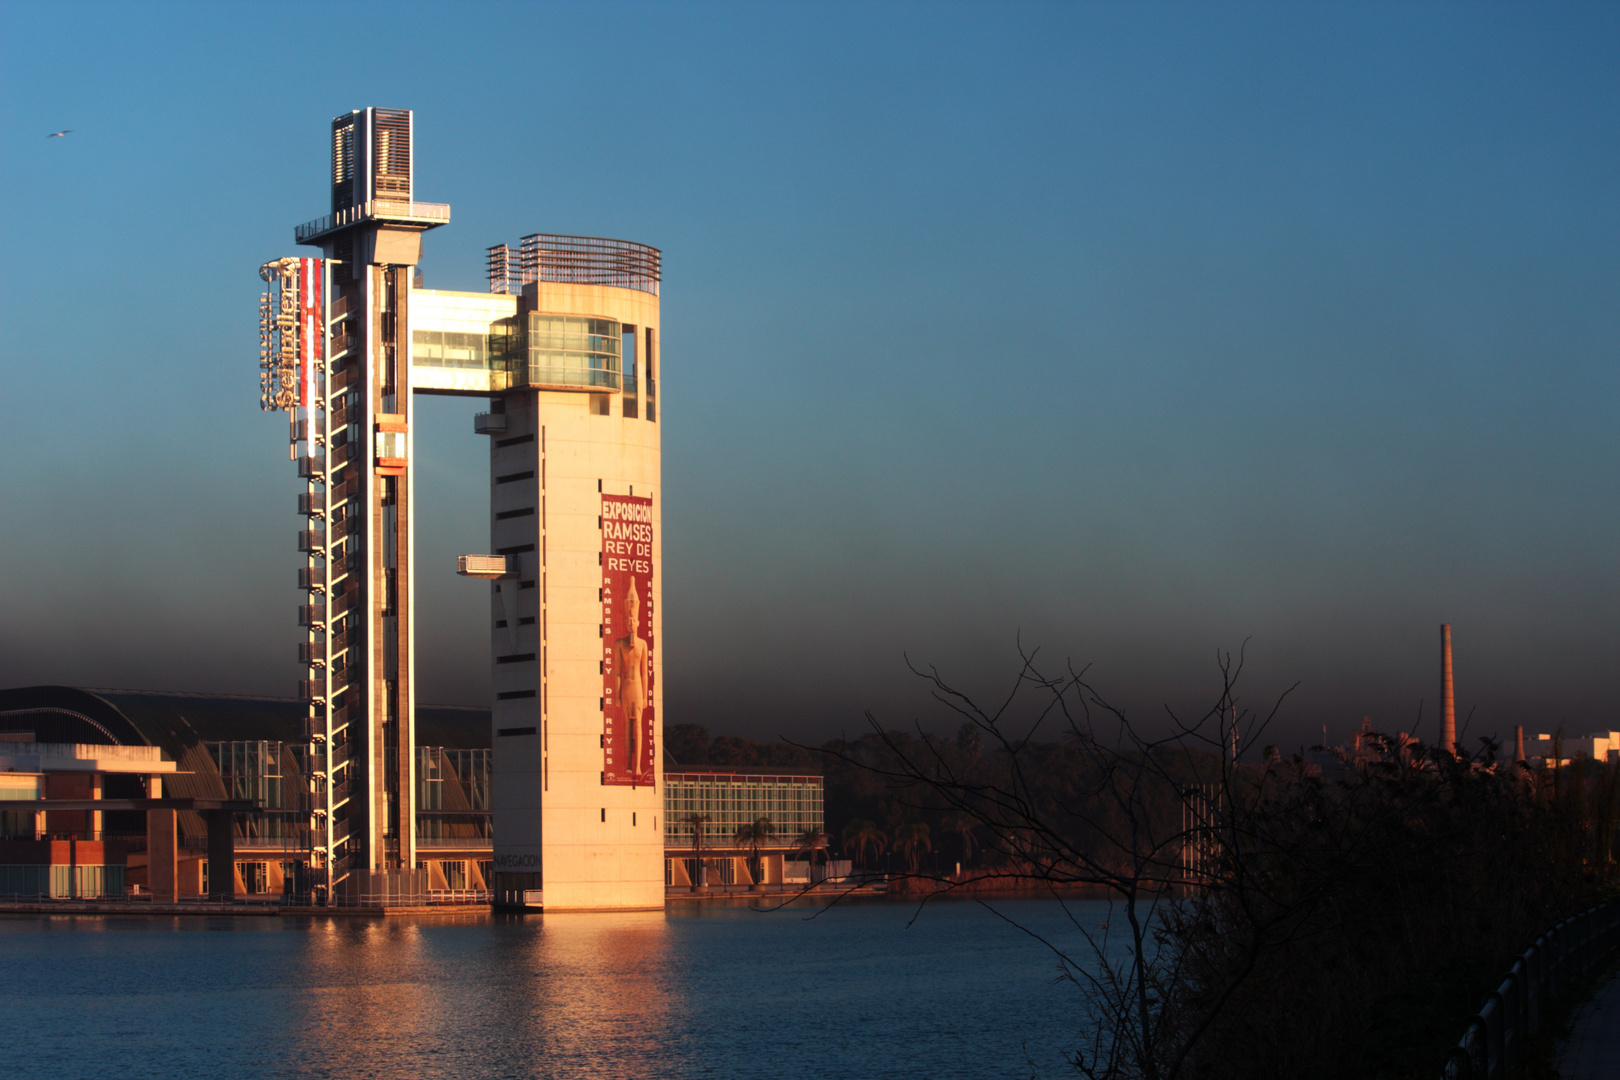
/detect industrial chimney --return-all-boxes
[1440,624,1457,756]
[1514,725,1526,764]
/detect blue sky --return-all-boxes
[1,2,1616,748]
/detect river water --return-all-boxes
[0,896,1125,1079]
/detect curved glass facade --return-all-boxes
[525,315,621,391]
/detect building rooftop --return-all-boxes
[0,686,490,755]
[665,762,823,778]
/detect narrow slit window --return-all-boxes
[622,327,639,418]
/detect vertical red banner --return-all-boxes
[602,494,654,786]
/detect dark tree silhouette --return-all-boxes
[812,644,1607,1080]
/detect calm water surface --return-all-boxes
[0,897,1119,1078]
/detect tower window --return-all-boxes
[331,116,356,211]
[622,327,639,418]
[372,108,411,197]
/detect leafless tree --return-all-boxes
[812,640,1578,1080]
[825,645,1291,1079]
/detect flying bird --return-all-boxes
[47,130,72,139]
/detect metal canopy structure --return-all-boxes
[486,234,661,297]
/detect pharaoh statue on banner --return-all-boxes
[614,580,650,777]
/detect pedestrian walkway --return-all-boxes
[1558,969,1620,1078]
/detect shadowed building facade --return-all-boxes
[0,686,489,903]
[0,688,823,905]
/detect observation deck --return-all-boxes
[295,199,452,244]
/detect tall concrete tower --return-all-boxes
[454,237,665,910]
[261,108,449,902]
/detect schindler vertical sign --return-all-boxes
[601,494,655,786]
[298,258,323,452]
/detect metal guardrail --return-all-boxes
[1,889,493,908]
[424,889,491,904]
[278,889,491,908]
[295,200,451,243]
[1443,903,1620,1078]
[0,832,148,843]
[0,892,135,903]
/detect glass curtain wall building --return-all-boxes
[663,770,823,847]
[661,767,825,889]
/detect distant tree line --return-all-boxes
[667,717,1206,878]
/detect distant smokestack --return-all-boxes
[1514,725,1526,763]
[1440,624,1457,756]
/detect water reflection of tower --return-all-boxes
[528,912,673,1072]
[282,914,673,1075]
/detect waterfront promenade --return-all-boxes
[1558,969,1620,1079]
[0,880,877,918]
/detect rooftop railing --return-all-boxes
[0,742,167,762]
[488,234,661,297]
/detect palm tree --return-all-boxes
[733,816,775,891]
[942,815,976,873]
[794,827,831,884]
[685,812,712,892]
[892,822,932,874]
[841,819,887,871]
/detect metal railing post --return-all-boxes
[1441,904,1618,1079]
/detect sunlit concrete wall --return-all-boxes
[416,283,663,910]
